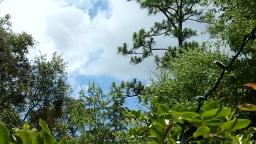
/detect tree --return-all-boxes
[207,0,256,127]
[118,0,208,64]
[54,97,87,141]
[0,15,34,128]
[23,53,70,131]
[78,82,112,144]
[147,48,232,105]
[107,82,130,143]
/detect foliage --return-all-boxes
[24,53,70,131]
[118,0,208,64]
[147,48,229,106]
[0,15,34,128]
[0,119,73,144]
[0,14,70,131]
[148,99,254,143]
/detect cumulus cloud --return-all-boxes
[1,0,187,82]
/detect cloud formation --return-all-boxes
[1,0,163,81]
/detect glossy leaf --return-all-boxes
[239,103,256,111]
[193,126,210,138]
[201,108,231,119]
[221,119,251,131]
[181,112,201,123]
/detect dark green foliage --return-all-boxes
[118,0,208,63]
[24,53,70,131]
[0,16,34,128]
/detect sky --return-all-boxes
[0,0,207,105]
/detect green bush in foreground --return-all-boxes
[146,83,256,143]
[0,119,70,144]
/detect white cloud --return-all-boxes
[0,0,166,81]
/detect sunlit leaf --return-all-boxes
[17,131,33,144]
[22,123,30,130]
[202,100,220,111]
[156,104,170,113]
[40,131,54,144]
[201,108,231,119]
[39,119,50,134]
[193,126,210,138]
[221,119,251,131]
[239,103,256,111]
[181,112,201,123]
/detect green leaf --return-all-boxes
[40,131,54,144]
[39,119,50,134]
[0,123,9,144]
[170,111,183,122]
[168,111,201,123]
[36,134,43,144]
[202,100,220,111]
[156,104,170,113]
[204,119,224,126]
[181,112,201,123]
[150,125,162,140]
[239,103,256,111]
[38,119,54,144]
[201,108,231,119]
[17,131,33,144]
[149,119,165,139]
[193,126,210,138]
[221,119,251,131]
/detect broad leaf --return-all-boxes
[202,100,220,111]
[17,131,33,144]
[181,112,201,123]
[39,119,50,134]
[40,131,54,144]
[201,108,231,119]
[239,103,256,111]
[0,123,9,144]
[221,119,251,131]
[193,126,210,138]
[156,104,170,113]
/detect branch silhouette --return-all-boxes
[196,25,256,112]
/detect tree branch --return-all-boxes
[196,25,256,112]
[159,8,178,30]
[23,100,40,122]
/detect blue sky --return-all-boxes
[0,0,207,108]
[0,0,163,108]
